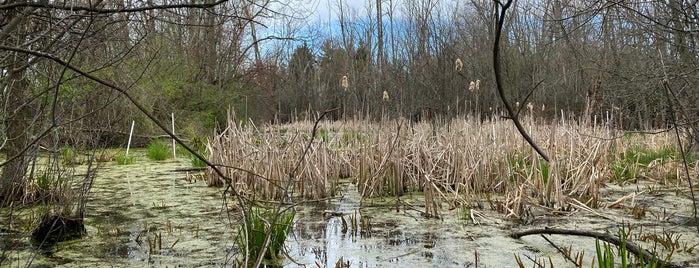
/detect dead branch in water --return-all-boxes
[510,228,682,268]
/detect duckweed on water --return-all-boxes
[3,116,699,267]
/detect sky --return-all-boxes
[256,0,458,62]
[305,0,374,23]
[257,0,380,59]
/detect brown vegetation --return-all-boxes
[208,114,692,219]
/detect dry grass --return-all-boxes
[208,115,690,219]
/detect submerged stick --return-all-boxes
[510,228,681,268]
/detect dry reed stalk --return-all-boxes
[423,175,440,218]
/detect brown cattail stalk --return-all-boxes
[341,75,349,90]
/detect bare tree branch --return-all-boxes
[492,0,550,162]
[0,0,233,14]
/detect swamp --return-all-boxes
[2,0,699,267]
[2,117,699,267]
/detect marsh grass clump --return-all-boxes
[21,149,99,249]
[236,207,295,264]
[32,215,86,246]
[612,144,681,183]
[115,154,135,165]
[60,146,80,165]
[146,140,170,161]
[594,225,673,268]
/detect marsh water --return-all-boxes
[3,151,699,267]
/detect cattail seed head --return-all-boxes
[382,91,389,102]
[527,102,534,111]
[469,81,475,92]
[516,101,520,108]
[455,58,463,72]
[341,75,349,90]
[541,104,545,111]
[475,79,480,90]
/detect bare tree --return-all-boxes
[0,0,243,205]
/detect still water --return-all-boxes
[2,151,698,267]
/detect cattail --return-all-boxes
[541,104,545,111]
[469,81,475,92]
[455,58,463,72]
[475,79,480,90]
[341,75,349,90]
[516,101,520,108]
[382,91,389,102]
[527,102,534,111]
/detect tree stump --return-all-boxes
[31,215,86,246]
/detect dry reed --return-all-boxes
[208,115,686,219]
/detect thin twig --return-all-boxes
[659,52,699,233]
[540,234,580,266]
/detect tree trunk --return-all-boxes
[1,69,34,205]
[0,5,36,206]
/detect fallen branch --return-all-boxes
[510,228,681,268]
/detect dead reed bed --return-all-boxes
[208,115,689,218]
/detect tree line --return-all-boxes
[1,0,698,204]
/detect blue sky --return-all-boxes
[255,0,464,63]
[255,0,377,60]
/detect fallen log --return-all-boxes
[510,228,682,268]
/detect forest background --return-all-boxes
[1,0,698,204]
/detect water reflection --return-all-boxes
[4,151,699,267]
